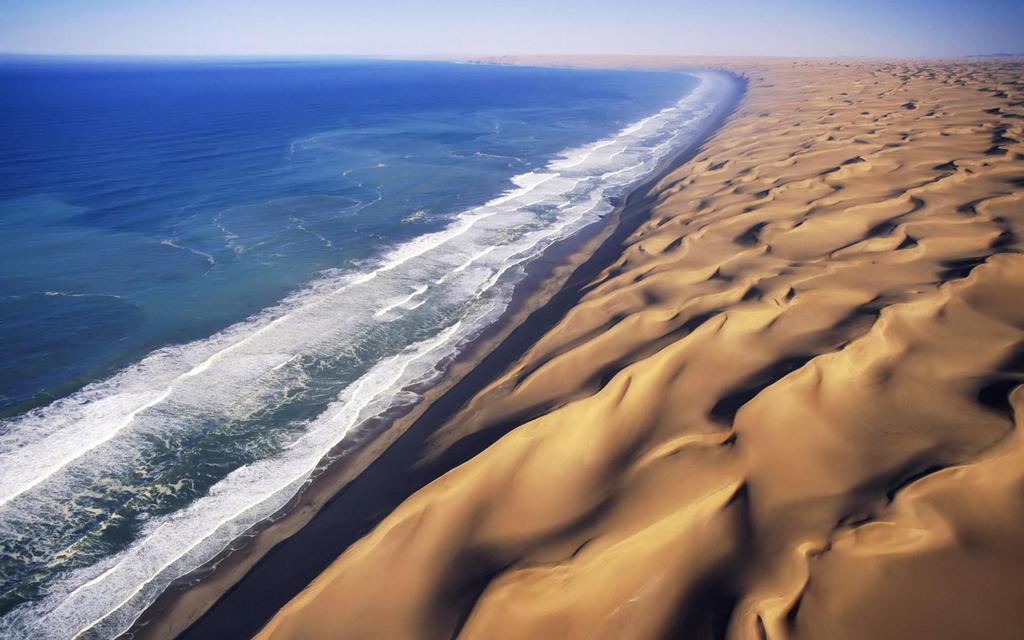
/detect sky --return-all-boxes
[1,0,1022,58]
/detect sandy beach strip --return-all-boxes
[126,66,744,639]
[247,56,1024,640]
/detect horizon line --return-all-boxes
[1,51,1022,62]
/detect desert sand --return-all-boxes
[255,57,1024,639]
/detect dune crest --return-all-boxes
[257,58,1024,640]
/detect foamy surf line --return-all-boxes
[0,70,733,639]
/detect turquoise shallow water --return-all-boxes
[0,57,727,637]
[0,57,695,415]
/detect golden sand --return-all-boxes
[256,57,1024,639]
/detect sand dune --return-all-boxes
[256,58,1024,639]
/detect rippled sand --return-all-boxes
[256,57,1024,640]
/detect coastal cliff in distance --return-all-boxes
[256,57,1024,639]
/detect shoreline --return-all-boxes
[126,68,746,640]
[250,56,1024,640]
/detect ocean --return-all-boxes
[0,57,727,637]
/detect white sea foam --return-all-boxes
[160,239,217,267]
[0,70,733,639]
[374,285,429,319]
[41,292,124,300]
[400,209,427,224]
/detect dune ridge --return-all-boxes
[256,57,1024,639]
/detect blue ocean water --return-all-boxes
[0,57,729,637]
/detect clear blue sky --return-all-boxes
[1,0,1022,58]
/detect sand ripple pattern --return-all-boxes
[257,58,1024,640]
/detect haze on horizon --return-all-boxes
[1,0,1022,59]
